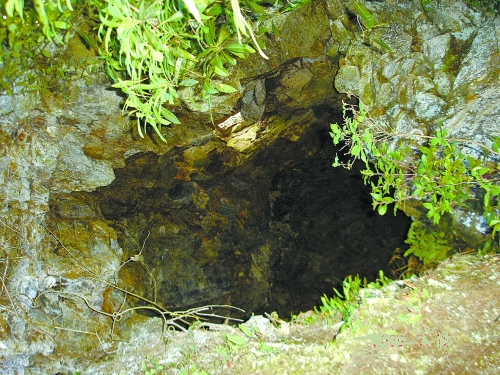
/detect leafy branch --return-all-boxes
[315,271,392,330]
[330,101,500,241]
[2,1,309,142]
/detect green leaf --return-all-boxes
[492,223,500,240]
[54,21,69,29]
[220,51,237,65]
[493,141,499,153]
[203,80,218,95]
[226,335,247,346]
[360,152,367,164]
[215,83,237,93]
[272,22,280,36]
[165,11,184,23]
[213,65,229,77]
[408,313,422,323]
[78,32,95,49]
[238,324,254,338]
[423,202,433,210]
[172,47,197,61]
[371,38,392,52]
[490,185,500,195]
[182,0,203,25]
[105,4,122,21]
[225,43,256,54]
[377,204,388,215]
[161,107,180,124]
[5,0,18,17]
[354,1,374,30]
[217,26,231,45]
[351,144,361,156]
[150,49,164,62]
[179,78,198,87]
[419,146,430,155]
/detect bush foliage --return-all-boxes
[1,0,309,141]
[330,101,500,264]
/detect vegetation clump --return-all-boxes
[330,101,500,267]
[1,0,309,141]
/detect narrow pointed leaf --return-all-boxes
[182,0,203,25]
[215,83,237,93]
[354,1,374,30]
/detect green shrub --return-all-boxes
[1,0,309,141]
[404,221,452,267]
[315,271,392,329]
[330,101,500,263]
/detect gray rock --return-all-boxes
[381,26,413,58]
[422,33,451,72]
[335,65,360,95]
[453,18,499,99]
[414,92,444,121]
[433,71,452,97]
[377,82,393,107]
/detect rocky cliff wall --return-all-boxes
[0,0,498,373]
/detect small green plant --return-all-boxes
[2,0,309,142]
[4,0,74,44]
[315,271,395,330]
[364,269,392,289]
[404,221,452,267]
[421,0,433,12]
[96,0,267,142]
[477,240,496,255]
[238,323,256,338]
[140,357,165,375]
[397,282,430,324]
[330,101,500,247]
[352,0,392,52]
[440,53,458,73]
[223,333,248,348]
[315,275,363,329]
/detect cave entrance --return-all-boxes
[266,113,411,316]
[94,110,410,317]
[51,108,411,320]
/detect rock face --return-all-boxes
[0,0,498,372]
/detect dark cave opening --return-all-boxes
[265,119,411,316]
[50,108,412,320]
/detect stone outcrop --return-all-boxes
[0,0,498,372]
